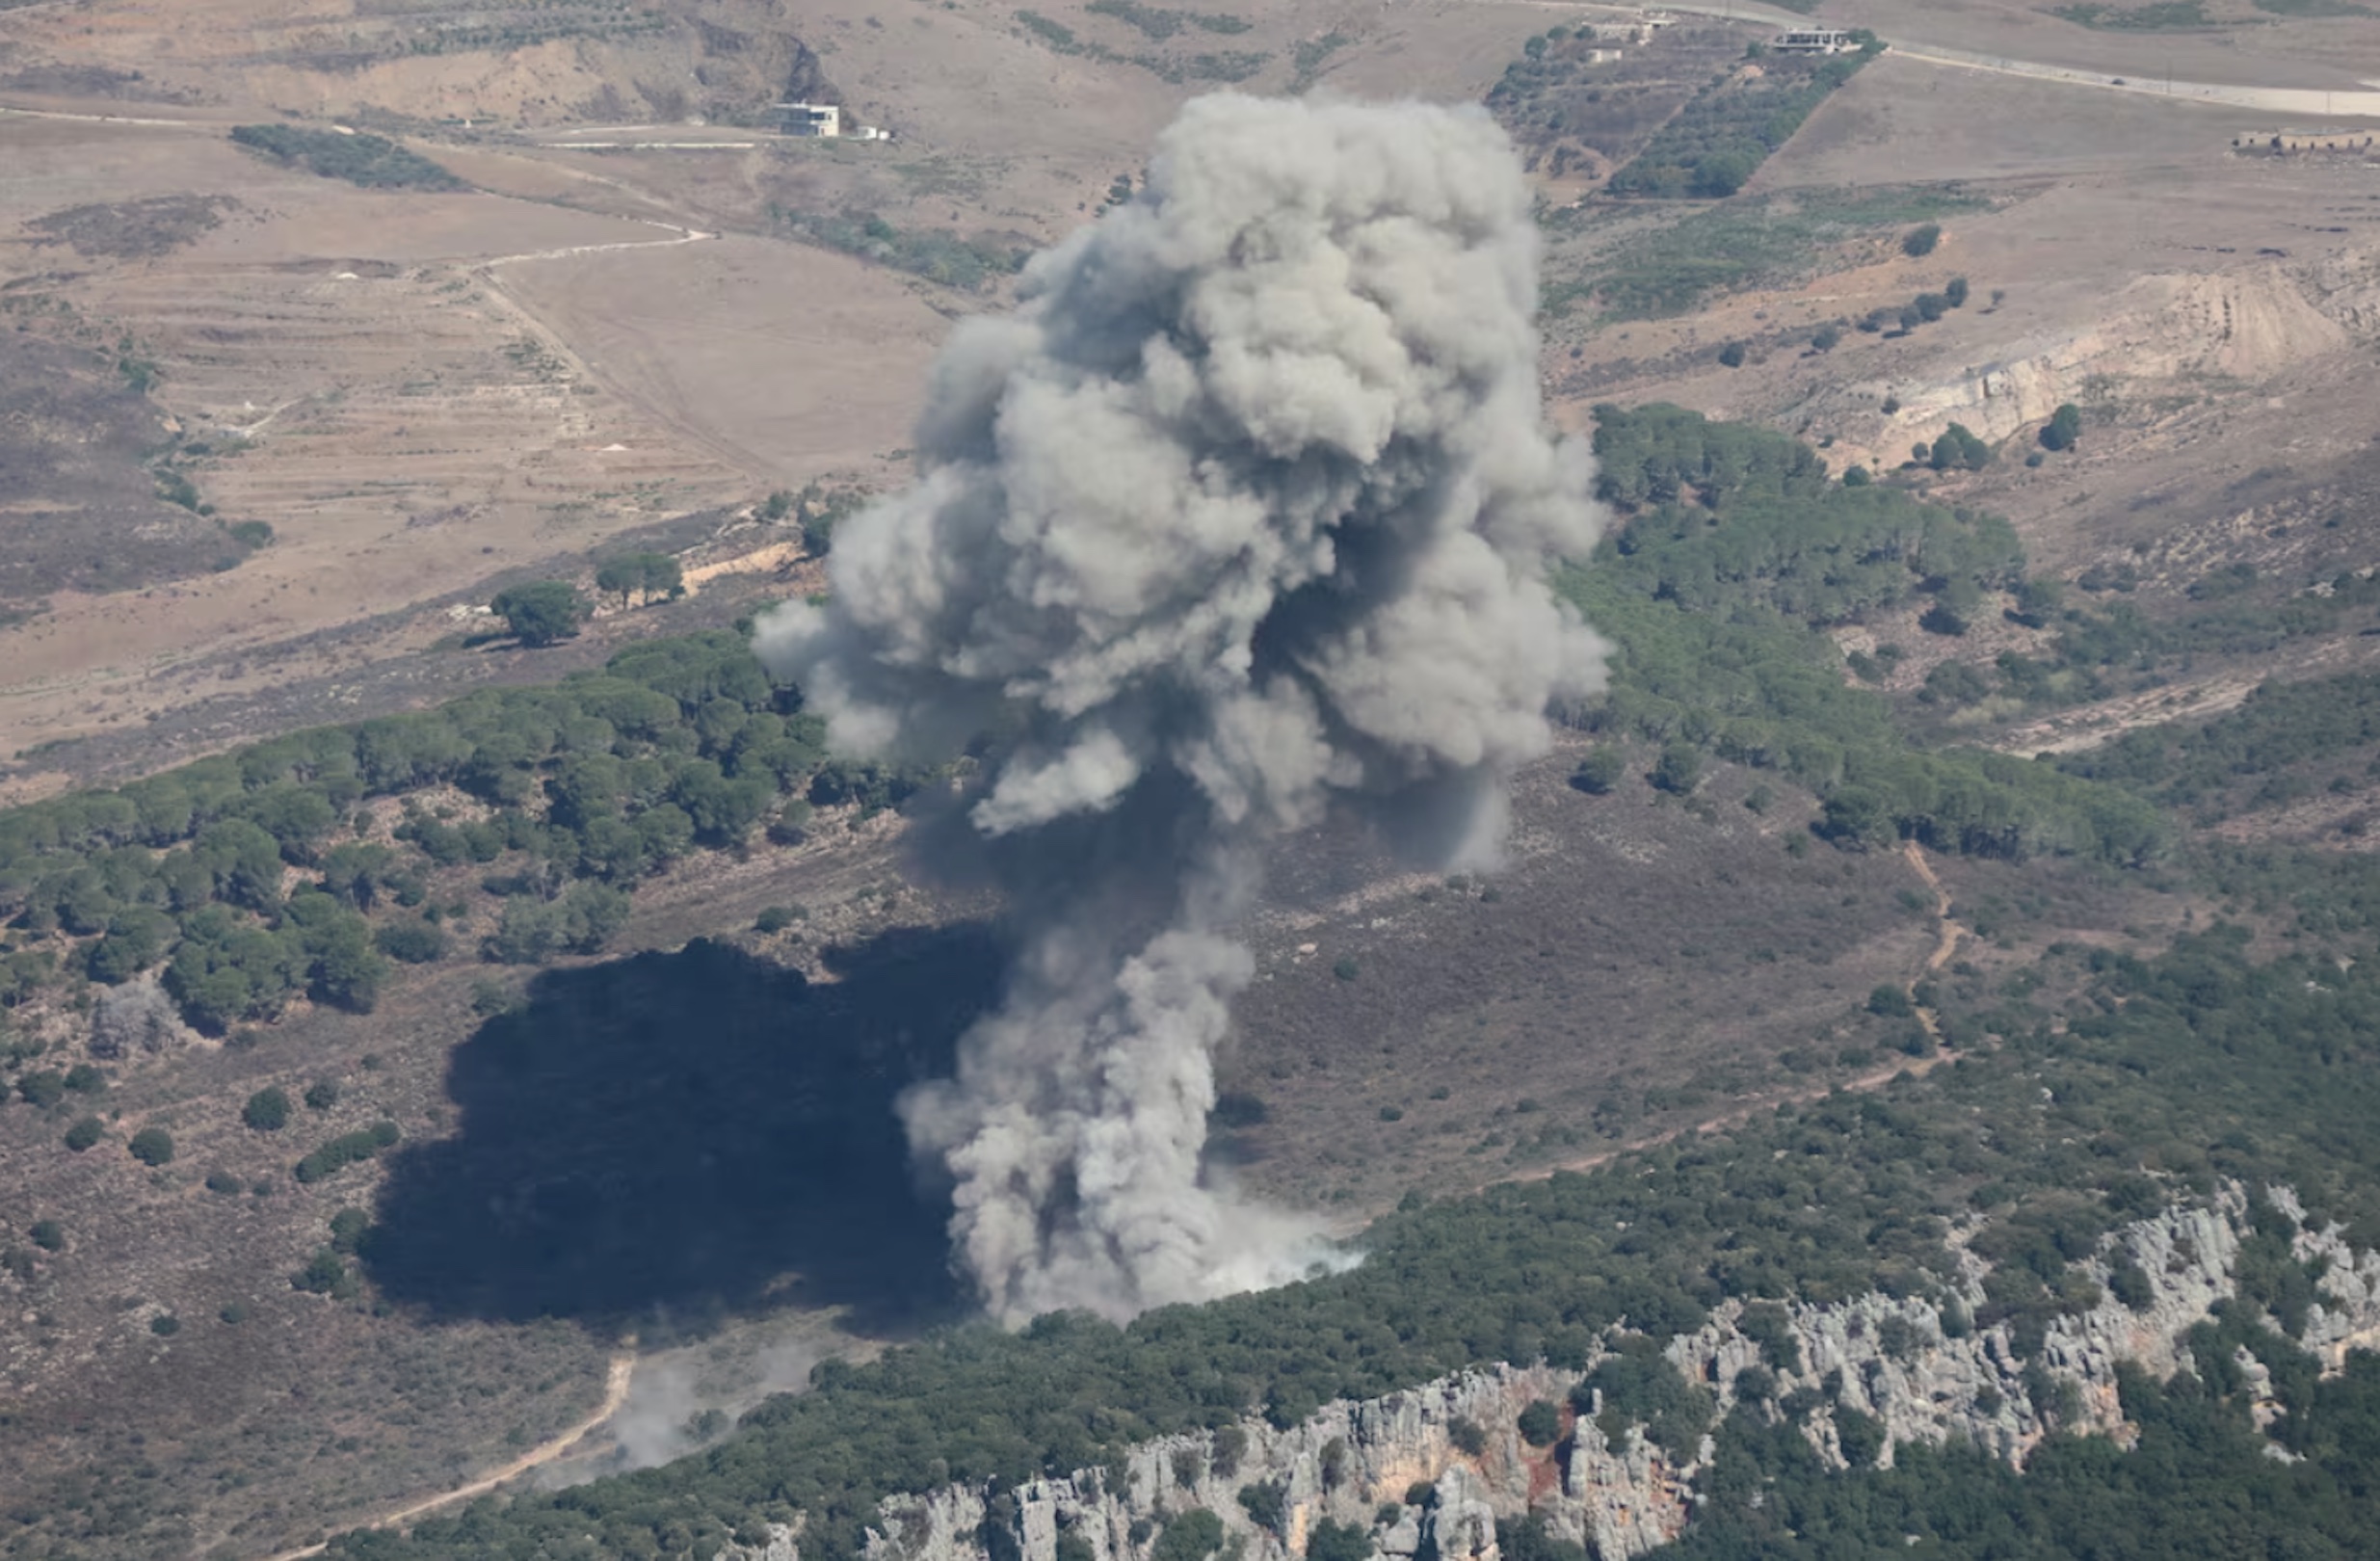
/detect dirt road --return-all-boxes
[262,1353,636,1561]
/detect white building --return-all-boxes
[1773,28,1855,53]
[779,102,839,137]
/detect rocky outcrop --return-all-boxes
[1820,251,2380,473]
[723,1188,2380,1561]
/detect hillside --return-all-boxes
[6,0,2380,1556]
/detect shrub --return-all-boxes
[1151,1510,1226,1561]
[128,1126,175,1166]
[1571,746,1626,795]
[28,1219,64,1252]
[1841,464,1871,488]
[64,1116,105,1151]
[1903,222,1942,256]
[1448,1416,1488,1455]
[1334,956,1362,982]
[373,918,448,964]
[1652,742,1704,796]
[292,1246,351,1294]
[1305,1520,1372,1561]
[17,1070,64,1108]
[304,1080,341,1111]
[754,905,806,934]
[149,1313,181,1336]
[1517,1398,1563,1446]
[1210,1424,1248,1478]
[1717,340,1747,368]
[205,1170,244,1194]
[1811,324,1841,352]
[1944,276,1970,306]
[2040,402,2083,451]
[1867,984,1915,1018]
[1834,1404,1887,1467]
[329,1206,372,1253]
[294,1121,400,1183]
[1236,1480,1286,1535]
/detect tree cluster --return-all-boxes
[1605,41,1883,199]
[0,630,878,1035]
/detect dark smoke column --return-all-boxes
[754,93,1607,1323]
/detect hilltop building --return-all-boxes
[1773,28,1856,53]
[2234,128,2378,153]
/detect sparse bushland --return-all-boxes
[1548,185,1987,321]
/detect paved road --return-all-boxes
[1549,0,2380,118]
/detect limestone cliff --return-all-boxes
[724,1187,2380,1561]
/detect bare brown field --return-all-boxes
[489,233,946,481]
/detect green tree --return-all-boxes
[595,552,685,608]
[2040,402,2083,451]
[490,581,588,648]
[244,1086,291,1131]
[1944,275,1970,307]
[293,1245,352,1295]
[1236,1481,1286,1536]
[1811,324,1841,352]
[1903,222,1942,256]
[64,1116,104,1151]
[1518,1398,1564,1446]
[1689,149,1758,198]
[28,1219,64,1252]
[128,1125,174,1166]
[1151,1510,1226,1561]
[1716,340,1747,368]
[1652,742,1704,796]
[1305,1520,1373,1561]
[1572,746,1627,795]
[374,918,448,964]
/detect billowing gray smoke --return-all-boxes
[754,93,1608,1324]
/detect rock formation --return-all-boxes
[722,1186,2380,1561]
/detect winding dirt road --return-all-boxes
[261,1353,635,1561]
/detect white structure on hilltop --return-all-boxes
[1773,27,1856,52]
[774,102,892,141]
[779,101,840,137]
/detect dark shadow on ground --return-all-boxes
[365,927,1003,1336]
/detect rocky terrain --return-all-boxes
[710,1185,2380,1561]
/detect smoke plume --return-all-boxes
[754,93,1607,1324]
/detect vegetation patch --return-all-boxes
[1550,185,1989,320]
[1604,39,1882,199]
[228,124,463,191]
[769,205,1025,292]
[2049,0,2214,26]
